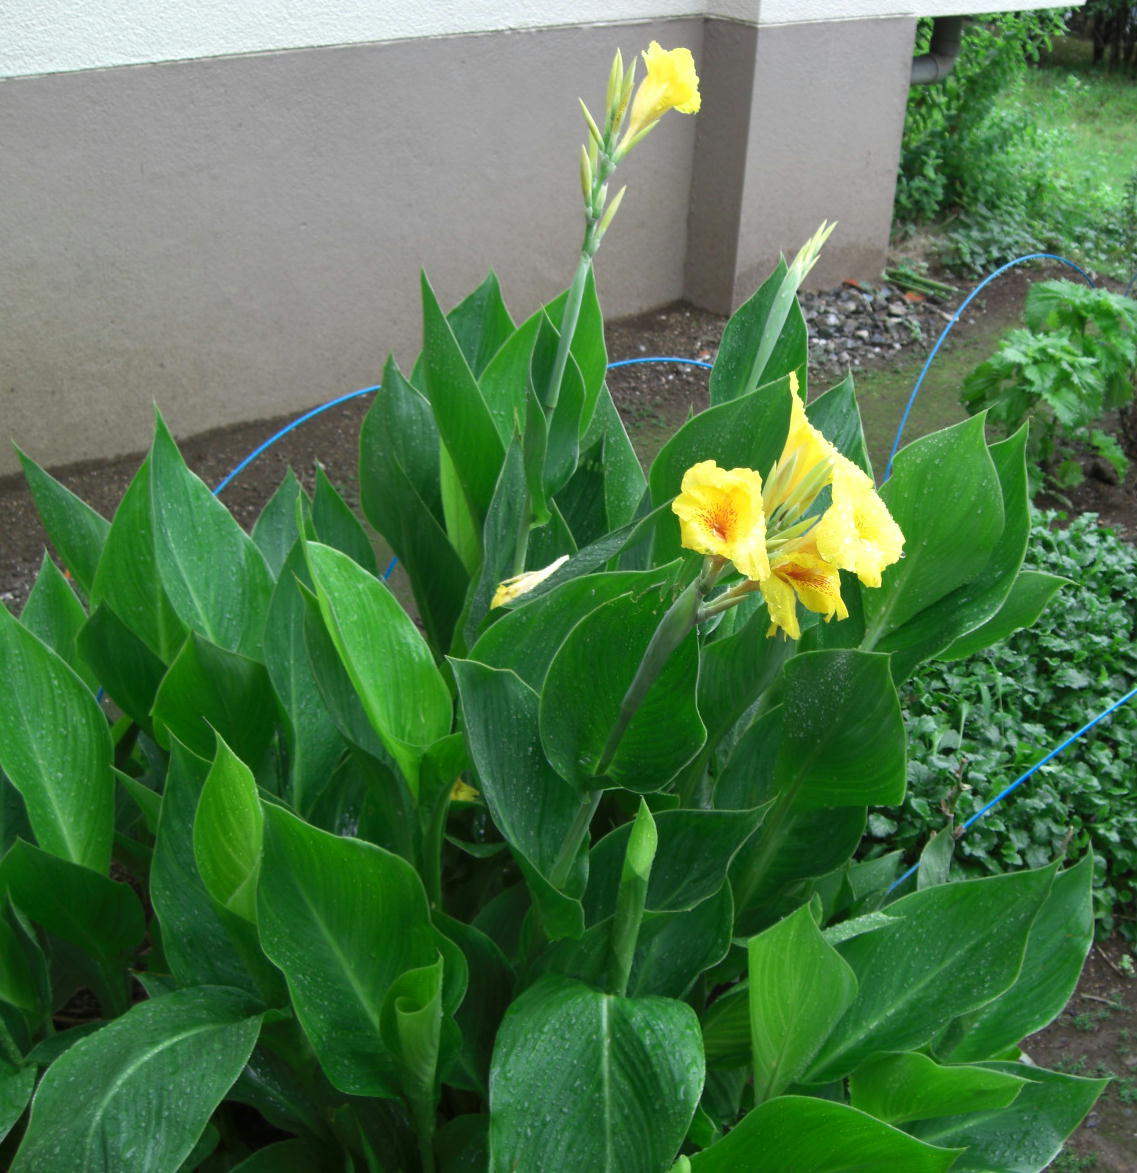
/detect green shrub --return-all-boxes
[874,512,1137,938]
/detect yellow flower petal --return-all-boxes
[622,42,701,143]
[490,554,570,609]
[760,548,848,640]
[812,459,904,588]
[672,460,769,581]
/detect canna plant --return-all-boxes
[0,43,1105,1173]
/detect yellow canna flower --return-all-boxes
[450,779,480,803]
[620,42,701,149]
[490,554,570,609]
[672,460,770,581]
[813,460,905,588]
[759,544,849,641]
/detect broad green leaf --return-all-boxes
[936,854,1094,1063]
[16,449,110,598]
[849,1051,1025,1125]
[251,468,306,578]
[540,592,705,792]
[0,604,114,872]
[586,808,764,920]
[862,416,1003,650]
[589,388,648,532]
[150,740,257,991]
[229,1138,341,1172]
[748,905,857,1102]
[149,413,274,657]
[90,456,187,660]
[311,466,377,575]
[708,261,808,405]
[445,270,516,378]
[938,569,1066,662]
[469,565,677,690]
[1,839,144,968]
[359,358,469,654]
[257,804,445,1096]
[909,1061,1107,1173]
[11,986,262,1173]
[688,1095,960,1172]
[451,660,585,939]
[0,1053,35,1143]
[151,632,277,770]
[20,554,96,690]
[262,543,344,814]
[306,542,451,793]
[540,268,608,431]
[805,374,873,476]
[0,899,48,1017]
[805,865,1056,1083]
[76,605,166,732]
[478,313,541,447]
[194,736,264,923]
[490,975,703,1173]
[380,957,447,1137]
[419,273,504,525]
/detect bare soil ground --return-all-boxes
[2,267,1136,1167]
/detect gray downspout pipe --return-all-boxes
[910,15,964,84]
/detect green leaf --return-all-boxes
[419,273,504,526]
[445,270,516,378]
[150,741,257,991]
[256,804,447,1097]
[251,468,306,578]
[540,592,705,792]
[229,1138,341,1172]
[938,569,1066,662]
[1,839,143,979]
[0,1053,35,1143]
[306,541,452,793]
[849,1051,1025,1125]
[11,986,263,1173]
[0,899,49,1018]
[806,374,873,476]
[709,262,808,405]
[489,975,704,1173]
[194,735,264,923]
[20,554,96,690]
[936,854,1094,1063]
[17,449,110,599]
[589,388,648,532]
[451,660,585,939]
[149,412,274,657]
[359,358,469,654]
[804,865,1056,1083]
[478,313,541,447]
[76,605,166,733]
[0,604,114,872]
[909,1061,1107,1173]
[311,466,377,575]
[90,455,187,660]
[151,632,277,769]
[687,1096,960,1172]
[863,416,1004,650]
[380,956,447,1138]
[748,904,857,1102]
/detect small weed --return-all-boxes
[1116,1078,1137,1105]
[1051,1149,1099,1172]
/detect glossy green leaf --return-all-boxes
[849,1051,1025,1125]
[0,1053,35,1143]
[229,1138,341,1172]
[0,899,48,1018]
[540,592,705,792]
[588,388,648,532]
[17,449,110,599]
[909,1061,1107,1173]
[479,313,541,447]
[151,632,277,769]
[359,358,469,654]
[380,957,446,1138]
[451,660,585,939]
[1,839,144,970]
[90,456,186,660]
[311,466,377,575]
[445,270,516,378]
[490,975,704,1173]
[20,554,95,689]
[805,865,1056,1083]
[708,261,808,405]
[11,986,262,1173]
[250,468,306,578]
[306,541,451,793]
[938,569,1066,663]
[149,412,274,657]
[0,604,114,872]
[937,854,1094,1063]
[419,273,504,525]
[194,736,264,923]
[257,804,444,1096]
[76,604,166,733]
[748,904,857,1102]
[862,416,1003,651]
[805,374,873,475]
[688,1096,960,1172]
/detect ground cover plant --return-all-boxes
[874,510,1137,942]
[0,43,1109,1172]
